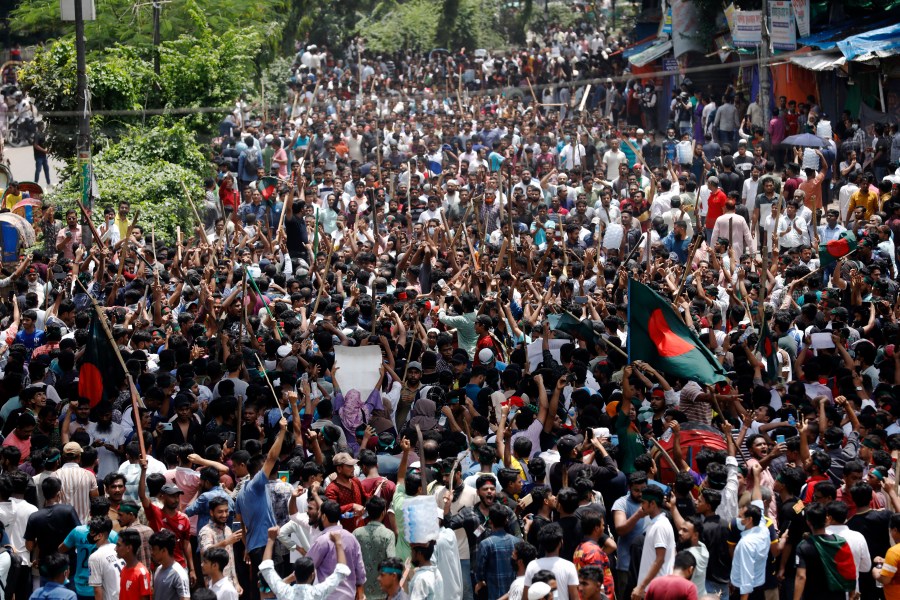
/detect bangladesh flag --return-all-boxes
[808,534,858,593]
[257,176,279,201]
[627,279,726,384]
[756,318,779,383]
[819,231,857,269]
[78,310,124,408]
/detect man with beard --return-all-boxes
[198,497,242,594]
[446,474,520,589]
[87,401,125,479]
[138,460,196,587]
[306,500,367,600]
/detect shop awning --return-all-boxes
[837,23,900,61]
[622,37,658,59]
[798,15,898,50]
[627,40,673,67]
[787,51,845,71]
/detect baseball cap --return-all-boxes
[407,361,422,372]
[528,582,553,600]
[160,484,184,496]
[63,442,83,456]
[334,452,359,466]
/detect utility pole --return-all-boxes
[152,1,161,75]
[74,0,93,250]
[760,0,771,145]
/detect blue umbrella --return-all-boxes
[782,133,825,147]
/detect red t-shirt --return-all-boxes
[705,189,727,228]
[474,334,497,367]
[146,503,191,568]
[325,478,367,532]
[120,563,153,600]
[645,574,698,600]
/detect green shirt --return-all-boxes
[352,521,396,598]
[392,484,411,560]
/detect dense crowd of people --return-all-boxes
[2,24,900,600]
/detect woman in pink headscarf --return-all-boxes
[332,366,384,453]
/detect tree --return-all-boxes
[10,0,286,54]
[47,122,207,240]
[18,2,260,158]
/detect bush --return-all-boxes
[47,122,210,241]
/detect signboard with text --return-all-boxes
[769,1,797,51]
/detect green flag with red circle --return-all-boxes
[78,310,123,408]
[819,230,857,269]
[627,279,726,384]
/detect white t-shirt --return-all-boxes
[637,513,676,586]
[86,421,127,479]
[89,542,123,600]
[524,556,579,600]
[603,150,627,181]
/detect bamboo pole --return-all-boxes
[74,279,146,455]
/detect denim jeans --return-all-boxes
[460,558,474,600]
[707,580,730,600]
[35,155,50,184]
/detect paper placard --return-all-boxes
[810,332,835,350]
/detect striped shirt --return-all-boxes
[54,462,98,523]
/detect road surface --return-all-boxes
[2,144,66,189]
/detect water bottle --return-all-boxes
[341,511,355,520]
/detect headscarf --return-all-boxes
[408,397,439,431]
[338,389,366,431]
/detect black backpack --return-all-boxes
[0,545,27,600]
[245,147,261,172]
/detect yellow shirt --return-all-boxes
[115,214,129,240]
[848,188,879,219]
[3,192,22,211]
[882,542,900,600]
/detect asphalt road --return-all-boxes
[2,144,66,189]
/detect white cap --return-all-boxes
[636,128,645,135]
[264,134,274,142]
[478,348,494,364]
[528,582,552,600]
[276,345,292,358]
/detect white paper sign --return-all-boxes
[333,345,382,398]
[527,339,567,370]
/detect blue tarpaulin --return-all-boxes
[837,23,900,60]
[798,16,897,49]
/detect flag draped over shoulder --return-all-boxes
[78,311,123,408]
[808,534,858,593]
[627,279,726,384]
[818,230,857,269]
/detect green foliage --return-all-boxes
[357,0,506,54]
[10,0,287,54]
[102,121,209,176]
[18,39,156,158]
[48,126,207,241]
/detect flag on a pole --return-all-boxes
[756,317,779,383]
[627,279,726,383]
[78,310,123,408]
[818,230,857,269]
[312,211,319,256]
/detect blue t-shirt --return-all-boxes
[62,525,119,596]
[236,470,275,552]
[610,493,647,572]
[15,328,45,359]
[29,582,77,600]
